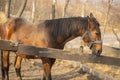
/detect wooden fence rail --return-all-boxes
[0,40,120,66]
[0,40,119,80]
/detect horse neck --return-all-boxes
[59,26,81,46]
[62,22,89,46]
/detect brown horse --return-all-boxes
[1,13,102,80]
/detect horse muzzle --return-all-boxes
[92,47,102,56]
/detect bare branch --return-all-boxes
[111,26,120,47]
[102,0,113,38]
[16,0,27,17]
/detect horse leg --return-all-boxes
[14,56,22,80]
[41,58,56,80]
[1,50,5,80]
[2,51,10,80]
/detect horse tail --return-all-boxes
[1,18,15,40]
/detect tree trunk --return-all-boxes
[81,2,85,17]
[102,0,113,38]
[16,0,27,17]
[111,26,120,48]
[0,0,6,12]
[5,0,11,18]
[51,0,57,19]
[62,0,69,18]
[31,0,36,22]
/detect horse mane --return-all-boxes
[13,18,30,31]
[14,18,28,25]
[92,17,100,27]
[44,17,89,37]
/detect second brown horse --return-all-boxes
[1,13,102,80]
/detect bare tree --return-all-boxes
[111,26,120,47]
[5,0,11,18]
[62,0,70,18]
[16,0,27,17]
[102,0,120,47]
[102,0,113,38]
[51,0,57,19]
[0,0,6,11]
[31,0,36,22]
[4,0,27,18]
[81,1,86,17]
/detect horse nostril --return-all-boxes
[92,48,102,56]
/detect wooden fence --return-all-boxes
[0,40,120,80]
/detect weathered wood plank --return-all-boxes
[17,44,120,66]
[0,40,120,66]
[0,40,17,51]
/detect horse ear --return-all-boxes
[90,13,94,18]
[87,16,94,28]
[87,16,92,23]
